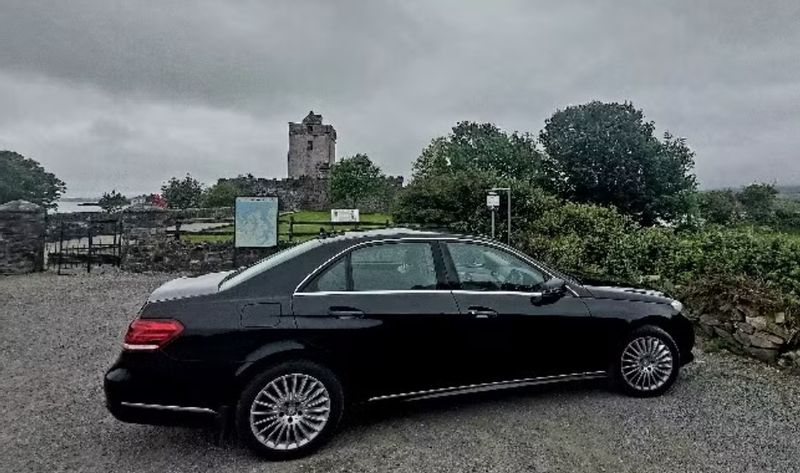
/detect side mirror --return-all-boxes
[530,278,566,305]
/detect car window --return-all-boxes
[351,242,437,291]
[447,242,547,292]
[313,257,348,291]
[220,239,322,290]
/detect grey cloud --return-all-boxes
[0,0,798,195]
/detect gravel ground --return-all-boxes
[1,271,799,473]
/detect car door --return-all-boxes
[292,240,472,397]
[443,240,599,379]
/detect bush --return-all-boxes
[657,226,800,297]
[518,205,800,305]
[519,202,654,284]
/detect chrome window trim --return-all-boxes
[294,289,573,297]
[292,236,580,297]
[295,289,448,297]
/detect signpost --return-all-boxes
[234,197,279,267]
[488,187,511,245]
[486,192,500,240]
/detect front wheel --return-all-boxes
[614,325,680,397]
[236,360,344,460]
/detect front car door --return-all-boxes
[443,240,601,379]
[292,239,472,398]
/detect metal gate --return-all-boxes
[46,217,123,274]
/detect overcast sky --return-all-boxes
[0,0,798,197]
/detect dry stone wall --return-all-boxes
[0,200,46,274]
[122,237,284,274]
[695,308,800,371]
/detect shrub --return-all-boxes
[518,205,800,305]
[657,226,800,297]
[519,202,647,284]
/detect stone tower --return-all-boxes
[288,111,337,178]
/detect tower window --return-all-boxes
[307,140,313,151]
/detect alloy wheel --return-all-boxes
[249,373,331,450]
[620,336,674,392]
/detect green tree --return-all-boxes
[98,189,130,212]
[394,169,558,242]
[202,180,241,208]
[0,150,66,209]
[413,122,542,182]
[329,154,387,208]
[697,189,741,225]
[539,101,696,225]
[738,182,778,224]
[161,174,204,209]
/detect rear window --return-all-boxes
[219,239,323,290]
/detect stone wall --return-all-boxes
[122,237,285,274]
[248,177,331,211]
[225,176,403,212]
[695,309,800,371]
[0,200,46,275]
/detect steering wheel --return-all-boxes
[504,268,527,287]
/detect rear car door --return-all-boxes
[292,240,471,397]
[443,241,598,378]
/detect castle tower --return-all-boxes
[288,111,337,178]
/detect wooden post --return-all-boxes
[117,219,123,267]
[289,216,294,243]
[86,225,93,273]
[58,220,64,275]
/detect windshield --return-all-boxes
[219,239,323,290]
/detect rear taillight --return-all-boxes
[123,319,184,351]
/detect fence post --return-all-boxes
[58,220,64,275]
[116,219,123,267]
[289,216,294,243]
[87,225,93,273]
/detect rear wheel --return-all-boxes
[614,325,680,397]
[236,360,344,460]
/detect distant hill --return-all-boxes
[777,185,800,201]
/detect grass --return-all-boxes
[181,210,393,244]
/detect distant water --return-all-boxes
[55,200,102,213]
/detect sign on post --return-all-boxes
[486,193,500,208]
[234,197,279,248]
[330,209,360,223]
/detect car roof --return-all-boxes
[318,227,485,244]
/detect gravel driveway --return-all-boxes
[2,272,799,473]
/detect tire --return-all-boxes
[236,360,344,460]
[614,325,680,398]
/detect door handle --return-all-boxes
[328,307,365,319]
[467,306,498,319]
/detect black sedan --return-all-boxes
[105,229,694,459]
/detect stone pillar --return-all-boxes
[0,200,46,275]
